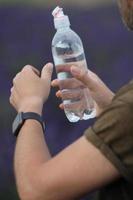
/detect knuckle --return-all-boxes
[9,96,13,104]
[22,65,32,73]
[53,79,59,84]
[81,70,88,79]
[13,73,21,84]
[13,76,16,83]
[10,87,13,93]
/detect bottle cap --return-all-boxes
[52,6,70,29]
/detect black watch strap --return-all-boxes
[12,112,45,137]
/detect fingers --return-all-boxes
[59,103,64,110]
[52,66,98,91]
[52,78,83,90]
[63,99,86,112]
[30,66,40,76]
[71,66,90,86]
[56,90,62,98]
[55,91,64,109]
[71,66,98,90]
[59,101,87,111]
[21,65,40,76]
[18,63,53,81]
[10,87,18,110]
[10,63,54,112]
[13,65,40,88]
[9,95,15,107]
[56,88,84,99]
[56,89,85,112]
[41,63,53,81]
[51,79,59,87]
[13,72,21,84]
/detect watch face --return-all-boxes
[12,113,23,136]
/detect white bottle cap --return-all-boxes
[52,6,70,29]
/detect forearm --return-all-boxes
[14,119,51,200]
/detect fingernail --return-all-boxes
[51,79,58,87]
[47,63,54,74]
[51,80,54,84]
[71,66,80,76]
[47,63,53,68]
[56,92,59,97]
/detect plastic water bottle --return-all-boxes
[52,6,96,122]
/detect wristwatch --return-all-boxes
[12,112,45,137]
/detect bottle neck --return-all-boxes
[56,26,71,32]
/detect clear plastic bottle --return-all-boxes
[52,6,96,122]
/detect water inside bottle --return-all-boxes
[53,53,96,122]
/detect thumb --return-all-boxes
[71,66,95,90]
[41,63,53,81]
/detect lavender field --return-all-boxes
[0,4,133,200]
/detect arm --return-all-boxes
[10,64,119,200]
[14,121,119,200]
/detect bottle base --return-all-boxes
[65,109,96,123]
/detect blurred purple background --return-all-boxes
[0,3,133,199]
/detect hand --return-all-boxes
[51,66,114,116]
[10,63,53,114]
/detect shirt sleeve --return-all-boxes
[84,82,133,183]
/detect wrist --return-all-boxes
[12,112,45,137]
[18,99,44,115]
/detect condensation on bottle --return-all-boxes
[52,6,96,122]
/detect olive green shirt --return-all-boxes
[84,81,133,200]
